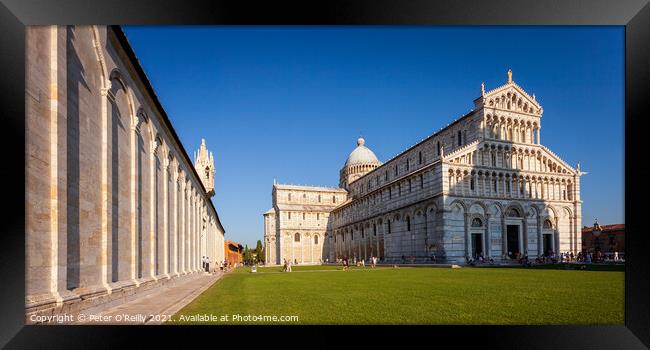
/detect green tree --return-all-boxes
[243,244,250,265]
[255,240,264,264]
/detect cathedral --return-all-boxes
[264,70,583,265]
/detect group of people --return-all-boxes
[335,256,379,270]
[201,256,234,274]
[282,258,293,272]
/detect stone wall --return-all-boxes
[25,25,225,321]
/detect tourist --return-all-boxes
[287,259,292,272]
[614,251,619,262]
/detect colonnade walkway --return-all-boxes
[72,271,224,325]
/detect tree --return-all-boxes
[255,240,264,264]
[243,244,250,265]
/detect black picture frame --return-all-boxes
[1,0,648,348]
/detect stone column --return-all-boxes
[149,138,159,280]
[130,114,140,283]
[537,128,541,145]
[173,170,179,276]
[485,214,491,258]
[464,213,471,259]
[162,157,169,278]
[501,216,507,259]
[537,214,543,257]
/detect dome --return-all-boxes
[344,137,381,167]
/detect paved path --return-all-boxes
[73,272,224,325]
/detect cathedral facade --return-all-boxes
[264,70,582,265]
[25,25,226,320]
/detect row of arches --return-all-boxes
[483,114,540,144]
[25,26,224,313]
[486,90,540,115]
[448,142,571,174]
[448,167,575,201]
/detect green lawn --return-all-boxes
[170,265,624,325]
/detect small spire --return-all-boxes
[481,82,485,96]
[577,161,581,172]
[201,138,206,146]
[507,68,513,83]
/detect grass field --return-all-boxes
[170,265,624,325]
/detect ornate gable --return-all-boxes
[476,70,543,116]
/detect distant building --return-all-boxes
[225,240,244,264]
[582,221,624,257]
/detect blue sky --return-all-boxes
[122,26,624,248]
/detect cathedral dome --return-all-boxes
[344,137,381,167]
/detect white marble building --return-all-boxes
[264,70,583,264]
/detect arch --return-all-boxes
[448,199,467,212]
[505,202,525,218]
[90,26,110,90]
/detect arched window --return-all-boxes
[387,220,391,234]
[385,171,388,181]
[437,142,441,155]
[406,159,410,170]
[294,233,300,242]
[406,217,411,231]
[373,224,377,236]
[419,151,423,164]
[471,218,483,227]
[314,235,319,244]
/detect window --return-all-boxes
[317,213,320,220]
[458,131,462,146]
[387,220,391,234]
[419,151,423,164]
[288,193,291,201]
[302,213,305,220]
[406,159,410,171]
[470,178,475,191]
[303,193,306,199]
[314,235,319,245]
[333,195,336,203]
[437,141,441,155]
[318,194,321,202]
[492,153,496,166]
[373,224,377,236]
[385,171,388,181]
[408,179,412,192]
[288,212,291,219]
[389,188,392,200]
[493,179,497,192]
[361,228,365,239]
[294,233,300,242]
[420,175,424,188]
[395,166,398,176]
[406,217,411,231]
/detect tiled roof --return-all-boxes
[582,224,625,233]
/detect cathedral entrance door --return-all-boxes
[507,225,520,259]
[471,233,483,258]
[543,233,553,256]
